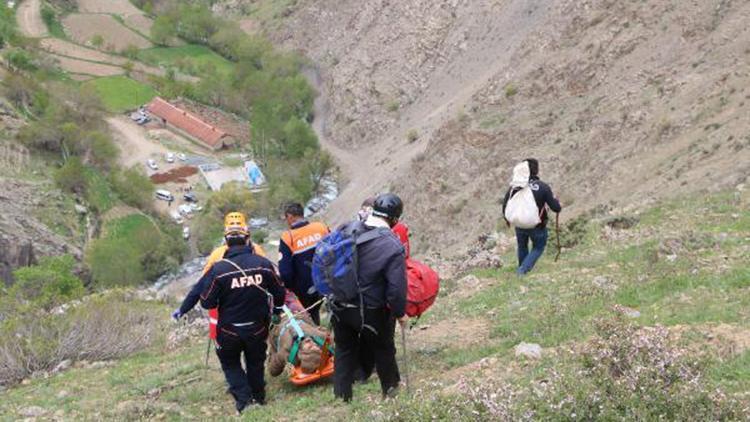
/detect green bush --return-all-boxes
[406,129,419,143]
[86,131,119,170]
[86,214,185,287]
[110,166,155,210]
[54,157,88,194]
[251,229,268,245]
[41,5,56,28]
[0,4,17,48]
[6,255,84,312]
[192,212,223,255]
[207,182,255,218]
[4,48,37,71]
[151,15,177,46]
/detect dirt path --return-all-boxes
[16,0,47,37]
[107,116,169,168]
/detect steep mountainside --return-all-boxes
[231,0,750,256]
[0,100,84,284]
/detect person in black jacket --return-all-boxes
[502,158,562,275]
[200,224,285,414]
[331,193,408,402]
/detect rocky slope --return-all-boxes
[227,0,750,256]
[0,100,83,284]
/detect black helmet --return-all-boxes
[372,193,403,220]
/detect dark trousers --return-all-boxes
[299,292,322,325]
[516,226,548,275]
[332,307,400,401]
[216,326,268,410]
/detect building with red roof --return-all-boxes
[146,97,234,151]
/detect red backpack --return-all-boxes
[405,258,440,318]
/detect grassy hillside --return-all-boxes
[2,190,748,419]
[84,76,157,113]
[137,45,234,77]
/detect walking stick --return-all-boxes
[204,337,212,368]
[554,212,562,262]
[400,324,411,394]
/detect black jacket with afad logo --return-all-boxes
[502,176,562,228]
[200,246,285,334]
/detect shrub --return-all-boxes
[192,212,223,255]
[90,34,104,48]
[151,15,177,46]
[505,83,518,97]
[54,157,88,194]
[121,45,139,60]
[86,131,119,170]
[4,48,37,71]
[251,229,268,245]
[110,166,155,210]
[207,182,255,218]
[0,290,165,386]
[406,129,419,143]
[40,5,56,28]
[5,255,85,312]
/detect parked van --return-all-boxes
[155,189,173,202]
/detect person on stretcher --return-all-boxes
[268,290,332,377]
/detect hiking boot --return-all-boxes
[383,385,400,399]
[235,400,248,415]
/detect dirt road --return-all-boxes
[107,116,169,169]
[16,0,47,37]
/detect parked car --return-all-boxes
[183,192,198,203]
[155,189,173,202]
[166,153,175,163]
[178,153,187,162]
[147,159,158,170]
[182,226,190,240]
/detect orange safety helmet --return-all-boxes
[224,211,249,236]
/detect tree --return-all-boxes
[208,182,255,218]
[151,15,176,46]
[86,131,119,170]
[304,149,335,194]
[54,157,88,194]
[110,167,154,210]
[283,117,319,159]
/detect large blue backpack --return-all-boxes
[311,222,388,301]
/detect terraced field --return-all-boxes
[62,13,152,51]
